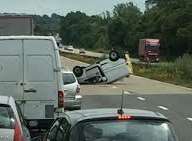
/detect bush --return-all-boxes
[175,54,192,80]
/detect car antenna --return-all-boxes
[117,90,124,115]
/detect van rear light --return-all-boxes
[58,90,64,108]
[14,120,24,141]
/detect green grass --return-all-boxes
[133,63,192,88]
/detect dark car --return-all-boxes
[44,108,178,141]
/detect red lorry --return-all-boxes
[139,39,160,62]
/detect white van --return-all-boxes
[0,36,64,130]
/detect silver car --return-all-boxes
[0,96,31,141]
[62,71,82,110]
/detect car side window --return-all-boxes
[56,118,70,141]
[47,119,61,141]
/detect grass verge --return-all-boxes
[133,63,192,88]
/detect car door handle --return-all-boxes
[24,88,37,93]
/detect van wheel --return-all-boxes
[73,66,84,77]
[109,51,120,61]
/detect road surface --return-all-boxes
[61,56,192,141]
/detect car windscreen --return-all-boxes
[63,73,76,85]
[71,120,176,141]
[0,105,14,129]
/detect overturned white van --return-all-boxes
[73,51,129,84]
[0,36,64,130]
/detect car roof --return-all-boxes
[0,36,55,40]
[0,96,13,105]
[59,108,169,126]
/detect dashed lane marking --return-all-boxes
[112,86,118,89]
[137,97,146,101]
[157,106,169,111]
[124,91,131,95]
[187,118,192,121]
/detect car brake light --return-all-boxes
[58,90,64,108]
[118,115,132,120]
[14,120,24,141]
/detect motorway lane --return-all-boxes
[81,94,192,141]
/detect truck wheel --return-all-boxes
[109,51,120,61]
[73,66,84,77]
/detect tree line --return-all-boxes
[34,0,192,59]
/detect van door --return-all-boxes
[0,39,23,103]
[23,39,58,120]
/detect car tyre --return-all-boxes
[109,50,120,61]
[73,66,84,77]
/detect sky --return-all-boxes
[0,0,145,16]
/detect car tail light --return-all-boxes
[14,120,24,141]
[76,85,80,94]
[58,90,64,108]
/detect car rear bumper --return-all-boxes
[64,95,82,110]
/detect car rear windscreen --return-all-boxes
[72,120,177,141]
[63,73,76,85]
[0,105,14,129]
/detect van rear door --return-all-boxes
[0,39,23,102]
[23,39,58,119]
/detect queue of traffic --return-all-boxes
[0,36,178,141]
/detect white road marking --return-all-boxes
[124,91,131,95]
[112,86,118,89]
[187,118,192,121]
[137,97,146,101]
[157,106,169,111]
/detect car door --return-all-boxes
[0,39,23,108]
[23,39,58,119]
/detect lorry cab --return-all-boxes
[139,39,160,62]
[0,36,64,131]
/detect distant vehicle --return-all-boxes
[139,39,160,62]
[62,70,82,110]
[79,48,86,54]
[44,108,178,141]
[64,45,74,52]
[0,36,64,132]
[0,96,31,141]
[0,14,33,35]
[73,51,129,84]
